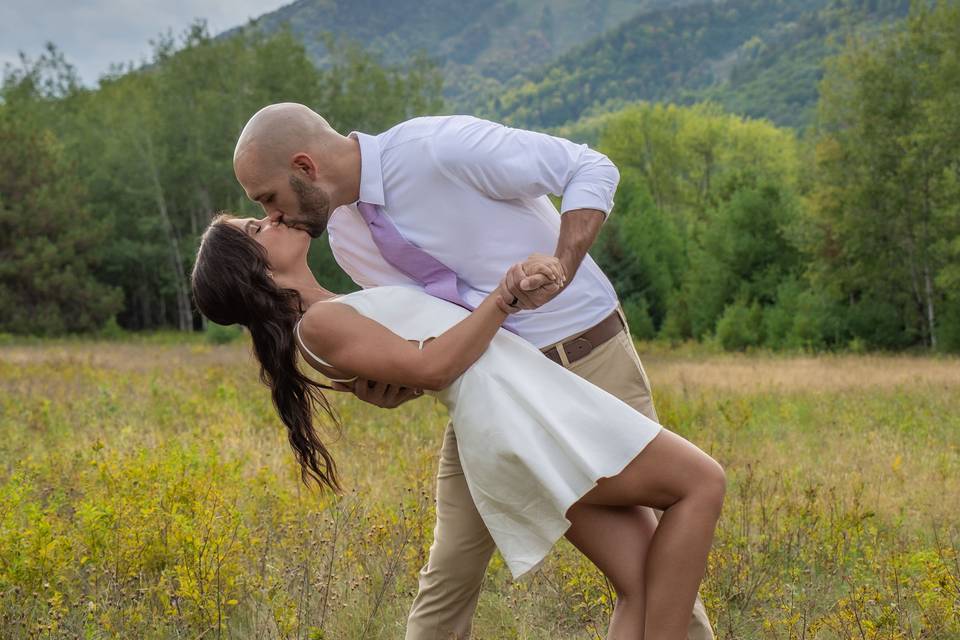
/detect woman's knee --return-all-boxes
[664,434,726,506]
[695,456,726,515]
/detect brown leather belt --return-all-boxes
[541,308,625,366]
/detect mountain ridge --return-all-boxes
[485,0,910,131]
[222,0,698,108]
[225,0,912,131]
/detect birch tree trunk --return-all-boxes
[137,130,193,331]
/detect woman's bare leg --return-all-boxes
[565,503,658,639]
[578,428,726,640]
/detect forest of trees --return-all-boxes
[588,0,960,351]
[0,24,442,333]
[0,0,957,352]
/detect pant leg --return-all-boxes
[565,307,716,640]
[406,421,497,640]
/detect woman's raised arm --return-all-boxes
[298,283,515,391]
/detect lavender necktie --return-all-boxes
[356,200,474,310]
[355,201,519,334]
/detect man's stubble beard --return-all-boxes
[289,173,331,238]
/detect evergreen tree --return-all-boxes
[0,79,122,334]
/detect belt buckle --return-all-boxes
[563,336,593,362]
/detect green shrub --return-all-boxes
[715,298,763,351]
[761,278,843,351]
[622,296,656,340]
[96,316,128,340]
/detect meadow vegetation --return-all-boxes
[1,340,957,639]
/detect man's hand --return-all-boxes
[504,253,567,311]
[329,378,423,409]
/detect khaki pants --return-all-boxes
[405,306,716,639]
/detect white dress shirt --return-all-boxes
[326,114,621,349]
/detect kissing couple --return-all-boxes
[191,103,724,640]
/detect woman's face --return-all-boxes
[226,216,310,275]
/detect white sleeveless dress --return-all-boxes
[296,285,663,580]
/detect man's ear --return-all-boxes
[290,152,318,180]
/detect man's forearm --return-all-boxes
[554,208,606,281]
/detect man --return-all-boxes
[232,102,715,640]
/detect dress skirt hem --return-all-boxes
[477,423,664,582]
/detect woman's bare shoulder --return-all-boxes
[296,300,362,379]
[299,298,359,347]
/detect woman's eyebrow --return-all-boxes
[243,220,254,235]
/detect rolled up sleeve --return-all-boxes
[430,115,620,219]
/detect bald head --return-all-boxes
[233,102,341,177]
[231,103,361,232]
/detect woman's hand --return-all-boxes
[521,253,566,288]
[501,254,567,311]
[494,256,563,314]
[329,378,423,408]
[494,278,522,315]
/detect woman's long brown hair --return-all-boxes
[191,212,341,493]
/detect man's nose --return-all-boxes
[264,208,283,224]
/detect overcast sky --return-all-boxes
[1,1,292,86]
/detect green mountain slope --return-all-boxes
[226,0,700,110]
[228,0,912,131]
[684,0,911,129]
[488,0,911,131]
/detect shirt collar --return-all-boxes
[348,130,385,206]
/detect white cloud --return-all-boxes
[1,0,292,86]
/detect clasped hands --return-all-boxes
[494,253,567,314]
[330,253,567,408]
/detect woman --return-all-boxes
[191,212,725,639]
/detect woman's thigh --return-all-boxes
[579,429,724,510]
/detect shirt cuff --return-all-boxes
[560,184,614,218]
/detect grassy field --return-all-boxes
[0,339,958,639]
